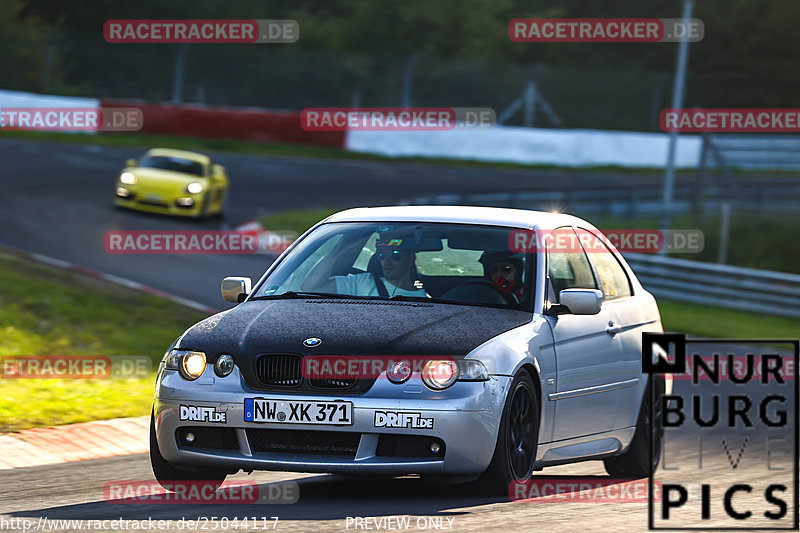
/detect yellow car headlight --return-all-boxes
[120,172,137,185]
[186,182,203,194]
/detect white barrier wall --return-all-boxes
[346,125,703,168]
[0,89,99,109]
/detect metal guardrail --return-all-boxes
[702,134,800,170]
[402,182,800,216]
[624,254,800,318]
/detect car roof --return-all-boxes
[323,205,595,231]
[143,148,210,165]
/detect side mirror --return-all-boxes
[125,158,137,168]
[211,164,224,178]
[548,289,603,316]
[222,276,251,303]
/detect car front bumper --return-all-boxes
[114,192,204,217]
[153,365,510,476]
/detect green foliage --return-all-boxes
[0,0,57,91]
[10,0,800,111]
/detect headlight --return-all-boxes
[164,349,207,380]
[214,354,235,377]
[422,359,459,390]
[458,360,488,381]
[180,351,207,380]
[386,360,412,383]
[186,182,203,194]
[120,172,136,185]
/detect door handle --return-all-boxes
[606,323,622,335]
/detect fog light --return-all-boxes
[214,354,235,377]
[176,197,194,207]
[116,187,130,198]
[185,432,195,443]
[430,442,441,454]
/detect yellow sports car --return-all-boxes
[114,148,229,218]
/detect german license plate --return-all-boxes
[243,399,353,425]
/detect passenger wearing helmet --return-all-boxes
[479,251,525,303]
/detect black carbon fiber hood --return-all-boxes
[178,298,531,363]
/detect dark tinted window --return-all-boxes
[138,156,205,176]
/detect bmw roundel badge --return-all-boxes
[303,337,322,348]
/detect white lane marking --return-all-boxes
[30,253,71,268]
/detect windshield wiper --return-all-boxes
[250,291,355,300]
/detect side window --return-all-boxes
[576,228,632,301]
[547,227,597,302]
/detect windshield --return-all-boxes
[138,155,205,176]
[253,222,533,310]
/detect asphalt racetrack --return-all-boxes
[1,138,797,532]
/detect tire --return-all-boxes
[478,371,539,494]
[215,190,228,219]
[149,412,227,491]
[195,192,211,219]
[604,379,664,479]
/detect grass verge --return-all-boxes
[260,207,339,235]
[0,250,206,432]
[658,298,798,339]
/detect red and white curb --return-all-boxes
[0,416,149,470]
[234,220,295,254]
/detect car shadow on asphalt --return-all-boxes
[8,473,633,522]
